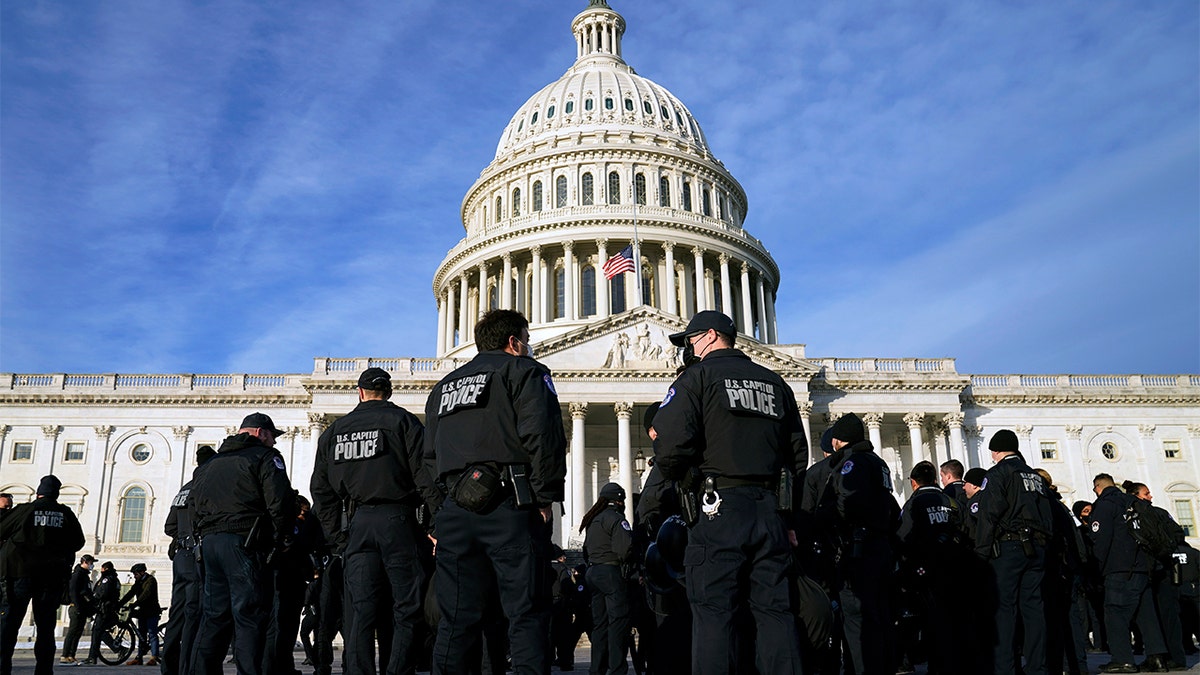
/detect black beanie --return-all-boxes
[37,475,62,499]
[1071,500,1091,521]
[819,427,835,455]
[196,445,217,465]
[964,467,988,487]
[643,402,660,434]
[989,429,1019,454]
[828,413,865,444]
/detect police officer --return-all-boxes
[1089,473,1169,673]
[190,412,295,675]
[974,429,1055,675]
[939,459,968,514]
[581,483,633,675]
[423,309,567,675]
[120,563,162,665]
[161,444,216,675]
[311,367,437,675]
[84,562,121,666]
[60,554,95,664]
[652,310,808,675]
[961,467,987,541]
[0,475,85,675]
[814,413,898,675]
[1127,482,1188,670]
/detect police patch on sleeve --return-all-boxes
[1091,521,1100,533]
[543,374,557,396]
[970,502,979,514]
[621,520,631,531]
[981,477,988,490]
[841,460,854,475]
[273,456,286,471]
[660,387,676,408]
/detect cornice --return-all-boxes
[968,393,1200,406]
[0,393,312,407]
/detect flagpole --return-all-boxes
[632,163,641,307]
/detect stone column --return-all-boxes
[864,413,885,458]
[596,239,610,318]
[42,424,60,474]
[1137,424,1157,484]
[96,425,117,545]
[564,241,577,320]
[663,242,677,316]
[719,253,733,318]
[905,412,927,469]
[755,275,768,342]
[501,253,513,309]
[172,425,192,489]
[943,413,966,465]
[692,247,707,312]
[966,426,987,469]
[531,245,544,325]
[862,413,895,497]
[765,286,778,344]
[1015,425,1033,462]
[615,401,635,523]
[477,263,488,315]
[1065,424,1085,492]
[458,275,470,344]
[569,403,588,539]
[740,262,754,335]
[799,401,814,466]
[436,294,447,355]
[445,285,457,351]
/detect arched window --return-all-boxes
[682,182,693,211]
[582,173,594,206]
[547,105,555,119]
[585,98,594,112]
[512,188,521,217]
[643,100,653,115]
[702,188,712,216]
[533,181,543,212]
[718,193,727,220]
[582,266,596,317]
[659,177,671,207]
[488,283,499,311]
[607,172,621,205]
[611,274,627,314]
[555,267,566,319]
[556,176,568,208]
[624,98,634,111]
[119,486,147,543]
[531,111,539,124]
[635,173,646,206]
[642,264,655,306]
[565,100,575,114]
[495,196,503,222]
[604,97,614,110]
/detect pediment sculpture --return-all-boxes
[601,323,681,370]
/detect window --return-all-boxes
[131,443,152,463]
[556,176,567,207]
[1040,441,1059,461]
[585,99,594,112]
[702,188,712,216]
[531,111,538,124]
[643,100,653,115]
[642,265,654,305]
[64,442,86,463]
[512,188,521,217]
[659,177,670,207]
[555,267,566,319]
[517,119,523,132]
[1101,441,1117,460]
[582,267,596,317]
[533,181,543,212]
[611,274,627,314]
[547,105,555,119]
[581,173,594,206]
[119,487,147,543]
[660,105,669,119]
[607,172,620,205]
[495,197,503,222]
[682,182,693,211]
[718,194,727,220]
[488,284,498,311]
[624,98,634,111]
[604,97,614,110]
[1164,440,1182,460]
[635,173,646,205]
[565,100,574,114]
[1173,499,1195,536]
[11,441,33,461]
[675,111,684,126]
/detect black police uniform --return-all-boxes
[1176,543,1200,654]
[189,432,295,675]
[653,345,808,675]
[816,438,898,675]
[0,488,85,675]
[1147,503,1187,668]
[897,485,964,675]
[1088,485,1167,668]
[943,480,969,514]
[311,396,436,675]
[974,453,1055,675]
[61,561,95,661]
[584,503,633,675]
[87,567,121,664]
[263,505,321,675]
[162,476,201,675]
[423,349,567,675]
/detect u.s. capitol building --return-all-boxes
[3,0,1198,594]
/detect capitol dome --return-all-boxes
[432,0,782,357]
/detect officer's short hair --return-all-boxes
[1093,473,1115,489]
[909,461,937,487]
[476,309,529,352]
[0,492,11,501]
[939,459,964,480]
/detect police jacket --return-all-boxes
[312,399,439,540]
[1177,543,1199,597]
[898,485,961,553]
[652,348,808,483]
[120,574,161,618]
[0,496,85,579]
[165,478,196,560]
[973,454,1054,558]
[800,454,836,515]
[964,492,982,541]
[944,481,968,513]
[69,564,95,611]
[634,464,678,538]
[189,433,295,544]
[815,441,899,538]
[1088,485,1152,575]
[93,569,121,612]
[423,350,567,506]
[584,505,633,566]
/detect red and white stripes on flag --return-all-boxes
[602,245,636,280]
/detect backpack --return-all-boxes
[1123,498,1183,560]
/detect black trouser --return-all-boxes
[264,566,307,675]
[432,497,549,675]
[314,558,343,675]
[648,587,691,675]
[586,564,629,675]
[86,607,116,663]
[62,604,90,659]
[192,532,272,675]
[838,536,893,675]
[299,610,317,663]
[1104,571,1166,665]
[342,503,425,675]
[684,486,802,675]
[161,549,202,675]
[0,576,64,675]
[991,540,1047,675]
[549,599,584,668]
[1152,568,1185,665]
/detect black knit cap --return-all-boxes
[196,445,217,465]
[819,427,835,455]
[357,367,392,391]
[37,475,61,499]
[599,482,626,501]
[828,413,865,445]
[989,429,1019,454]
[643,402,660,433]
[964,467,988,487]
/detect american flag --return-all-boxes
[602,245,636,280]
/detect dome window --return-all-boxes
[533,181,543,212]
[585,99,594,111]
[565,101,575,114]
[496,196,503,221]
[682,182,693,211]
[635,173,646,206]
[582,173,595,206]
[604,97,614,110]
[675,111,684,127]
[607,172,620,205]
[517,120,523,132]
[531,111,539,124]
[659,177,671,207]
[624,98,634,111]
[643,100,652,115]
[547,105,555,119]
[556,176,568,208]
[512,188,521,217]
[702,189,712,217]
[660,105,669,119]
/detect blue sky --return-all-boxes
[2,0,1196,376]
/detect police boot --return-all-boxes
[1136,654,1169,673]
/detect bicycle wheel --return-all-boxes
[97,621,137,665]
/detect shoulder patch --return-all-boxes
[273,456,286,471]
[661,387,676,408]
[1091,521,1100,533]
[543,373,557,396]
[970,502,979,514]
[841,460,854,475]
[621,520,631,531]
[981,477,989,490]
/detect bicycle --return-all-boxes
[93,606,140,666]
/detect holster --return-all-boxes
[675,467,703,527]
[776,468,793,513]
[450,463,503,513]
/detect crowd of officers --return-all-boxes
[1,307,1198,675]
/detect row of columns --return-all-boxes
[437,240,778,353]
